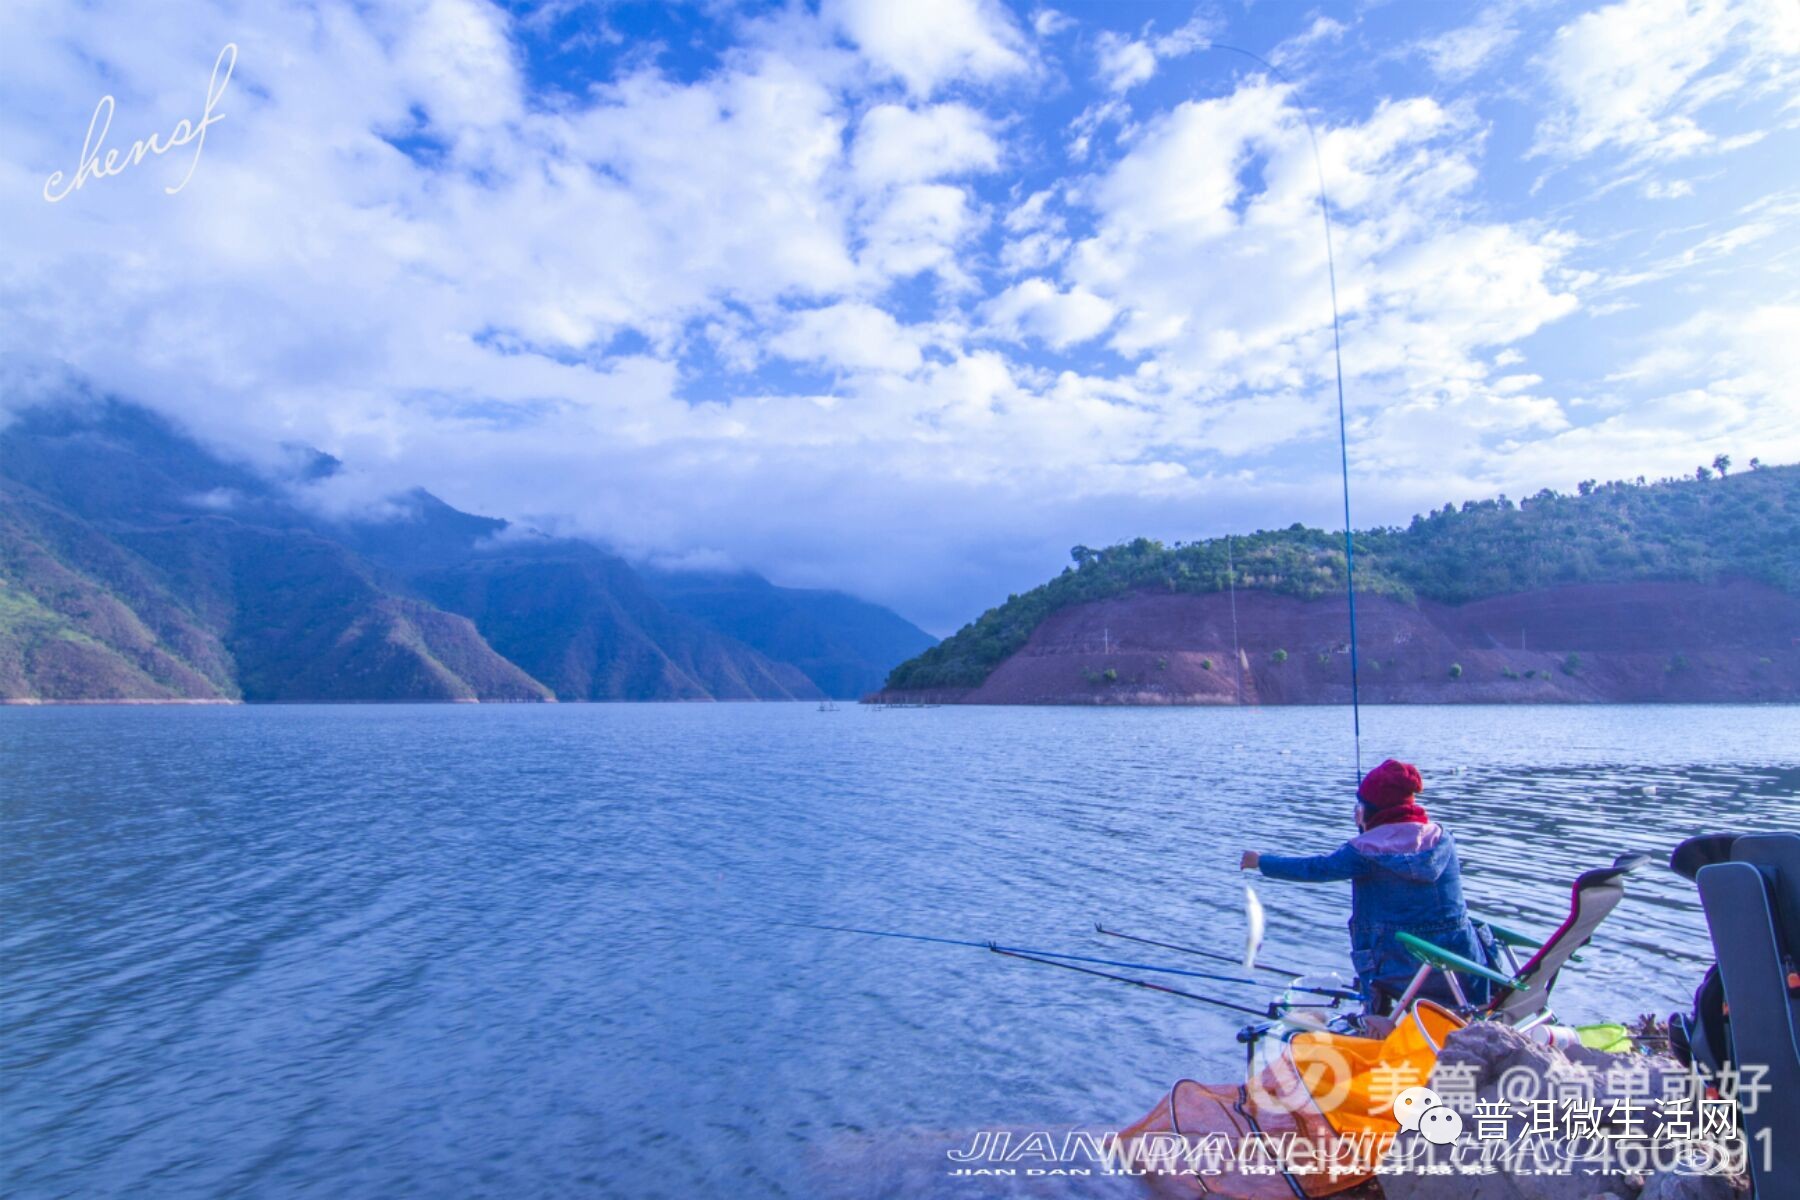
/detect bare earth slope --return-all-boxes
[877,580,1800,705]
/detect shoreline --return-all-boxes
[6,696,1798,709]
[865,691,1800,707]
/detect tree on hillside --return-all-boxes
[1750,457,1762,471]
[1696,465,1713,481]
[1071,545,1094,567]
[1713,454,1731,477]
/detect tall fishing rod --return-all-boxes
[1200,43,1363,778]
[1226,533,1243,706]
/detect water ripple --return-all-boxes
[1,703,1795,1197]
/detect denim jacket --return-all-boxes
[1258,822,1490,1009]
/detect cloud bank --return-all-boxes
[2,0,1797,631]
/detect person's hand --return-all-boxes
[1240,851,1260,871]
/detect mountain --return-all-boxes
[410,545,824,701]
[879,465,1800,705]
[641,568,937,699]
[0,394,928,703]
[1,398,550,702]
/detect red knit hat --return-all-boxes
[1358,759,1427,828]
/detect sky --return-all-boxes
[2,0,1797,633]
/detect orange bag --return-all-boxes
[1119,1002,1464,1198]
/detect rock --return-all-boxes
[1638,1173,1748,1200]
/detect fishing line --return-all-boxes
[1200,43,1363,778]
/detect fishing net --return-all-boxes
[1118,1001,1465,1198]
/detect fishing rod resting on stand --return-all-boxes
[791,922,1359,1015]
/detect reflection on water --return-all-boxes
[1,704,1795,1198]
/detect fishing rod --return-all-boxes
[792,922,1355,999]
[987,945,1274,1017]
[1201,43,1363,779]
[1094,923,1308,981]
[792,921,1264,985]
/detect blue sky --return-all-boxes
[2,0,1797,632]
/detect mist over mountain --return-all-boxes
[0,396,933,703]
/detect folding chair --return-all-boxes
[1695,833,1800,1198]
[1390,851,1649,1027]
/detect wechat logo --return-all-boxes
[1394,1086,1463,1146]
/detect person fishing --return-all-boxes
[1239,758,1491,1015]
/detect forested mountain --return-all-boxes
[887,463,1800,694]
[0,396,931,702]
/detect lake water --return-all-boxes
[2,704,1796,1198]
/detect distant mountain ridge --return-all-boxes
[0,396,933,702]
[642,567,936,699]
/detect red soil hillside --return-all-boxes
[874,580,1800,705]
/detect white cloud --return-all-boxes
[1609,304,1800,388]
[1414,10,1517,82]
[1498,304,1800,487]
[1597,188,1800,292]
[982,279,1116,348]
[824,0,1029,96]
[1061,82,1579,470]
[999,187,1069,272]
[851,103,1001,188]
[1091,14,1219,94]
[1152,15,1218,60]
[1064,97,1129,160]
[857,183,982,285]
[390,0,523,131]
[999,230,1069,274]
[1095,33,1157,93]
[769,302,926,374]
[2,0,1795,632]
[1532,0,1800,161]
[1271,15,1348,68]
[1004,187,1060,234]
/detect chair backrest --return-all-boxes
[1732,833,1800,952]
[1485,856,1642,1024]
[1695,833,1800,1200]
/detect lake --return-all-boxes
[2,703,1795,1198]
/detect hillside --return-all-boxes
[0,400,552,702]
[881,464,1800,704]
[413,547,823,702]
[0,395,932,702]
